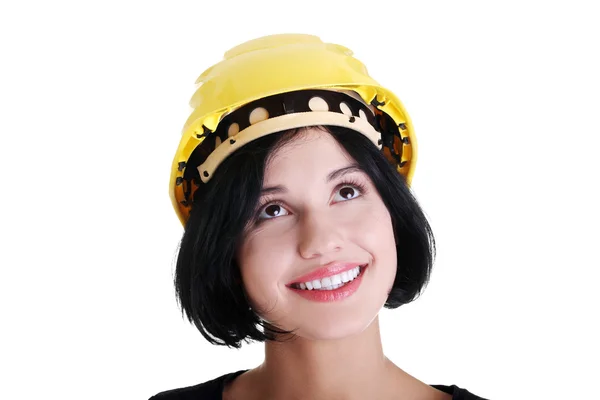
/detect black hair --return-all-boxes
[174,125,436,349]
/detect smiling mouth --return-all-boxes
[290,264,368,291]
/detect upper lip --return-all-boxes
[287,261,368,286]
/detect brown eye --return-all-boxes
[334,185,362,202]
[265,205,282,216]
[258,203,290,220]
[340,187,356,199]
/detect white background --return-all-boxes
[1,1,598,399]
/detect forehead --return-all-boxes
[263,128,355,184]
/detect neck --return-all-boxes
[252,316,419,400]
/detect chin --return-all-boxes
[289,305,381,341]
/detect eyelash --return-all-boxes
[254,178,368,223]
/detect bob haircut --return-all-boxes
[175,125,436,349]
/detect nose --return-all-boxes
[298,212,343,259]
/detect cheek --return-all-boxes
[346,200,398,284]
[346,199,396,252]
[237,231,293,311]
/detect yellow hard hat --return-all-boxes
[170,34,417,226]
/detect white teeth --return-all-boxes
[294,265,365,291]
[341,271,350,283]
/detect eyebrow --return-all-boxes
[260,164,364,195]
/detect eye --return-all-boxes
[333,184,362,202]
[257,202,290,220]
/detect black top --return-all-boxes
[149,369,489,400]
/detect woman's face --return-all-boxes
[237,128,397,340]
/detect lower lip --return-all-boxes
[287,266,367,302]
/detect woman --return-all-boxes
[151,34,488,400]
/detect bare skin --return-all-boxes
[223,128,451,400]
[223,316,451,400]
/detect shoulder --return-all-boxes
[430,384,490,400]
[149,370,248,400]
